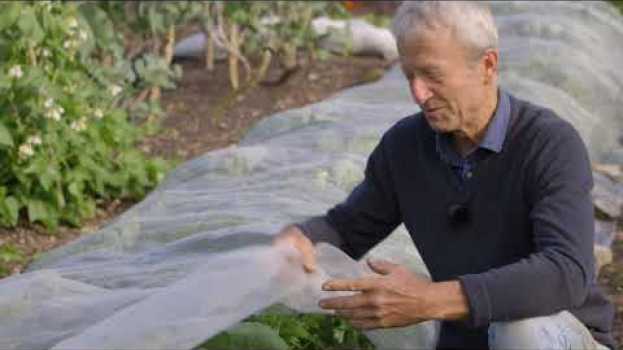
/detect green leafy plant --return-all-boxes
[0,243,25,277]
[0,2,169,230]
[200,322,289,350]
[82,1,192,124]
[608,0,623,15]
[0,1,353,232]
[199,1,349,91]
[199,311,374,350]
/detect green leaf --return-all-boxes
[54,189,65,209]
[17,6,45,44]
[68,181,82,198]
[39,169,58,191]
[0,196,20,226]
[20,66,46,87]
[79,3,119,50]
[200,322,288,350]
[27,199,48,223]
[0,122,13,147]
[0,2,21,31]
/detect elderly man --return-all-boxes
[275,2,615,349]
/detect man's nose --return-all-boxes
[410,77,433,105]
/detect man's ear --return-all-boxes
[482,49,499,84]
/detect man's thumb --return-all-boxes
[302,253,317,273]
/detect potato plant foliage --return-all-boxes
[200,312,374,350]
[0,1,176,230]
[0,1,349,231]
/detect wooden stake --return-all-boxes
[28,45,37,66]
[205,30,215,71]
[164,25,176,65]
[228,22,240,91]
[255,49,272,83]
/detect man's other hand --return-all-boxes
[273,225,317,273]
[318,259,469,329]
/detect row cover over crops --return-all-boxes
[1,1,622,349]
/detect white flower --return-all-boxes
[70,118,87,132]
[260,15,281,26]
[94,108,104,119]
[45,109,59,121]
[45,106,63,121]
[63,40,77,50]
[79,30,88,41]
[44,98,55,109]
[109,85,122,97]
[27,135,42,146]
[8,65,23,79]
[18,144,35,160]
[41,48,51,58]
[67,17,79,29]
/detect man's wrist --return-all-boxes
[424,280,470,321]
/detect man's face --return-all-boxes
[400,28,490,133]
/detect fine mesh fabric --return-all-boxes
[1,1,621,349]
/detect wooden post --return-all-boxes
[164,25,176,65]
[205,30,215,71]
[228,22,240,91]
[255,49,272,83]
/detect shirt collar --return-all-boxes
[479,89,511,153]
[435,89,511,159]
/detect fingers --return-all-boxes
[319,293,369,310]
[367,258,399,275]
[325,298,396,330]
[274,226,317,273]
[335,307,392,330]
[322,277,379,292]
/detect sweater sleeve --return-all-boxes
[458,120,595,327]
[296,135,402,260]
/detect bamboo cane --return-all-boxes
[228,22,240,91]
[255,49,272,83]
[164,25,176,65]
[205,30,215,71]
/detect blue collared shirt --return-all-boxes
[435,90,511,187]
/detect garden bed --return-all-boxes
[0,53,390,275]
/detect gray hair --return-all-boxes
[392,1,499,60]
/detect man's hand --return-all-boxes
[319,259,469,329]
[273,225,317,273]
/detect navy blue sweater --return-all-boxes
[298,94,615,349]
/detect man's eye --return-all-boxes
[425,72,443,82]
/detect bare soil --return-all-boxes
[142,54,391,161]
